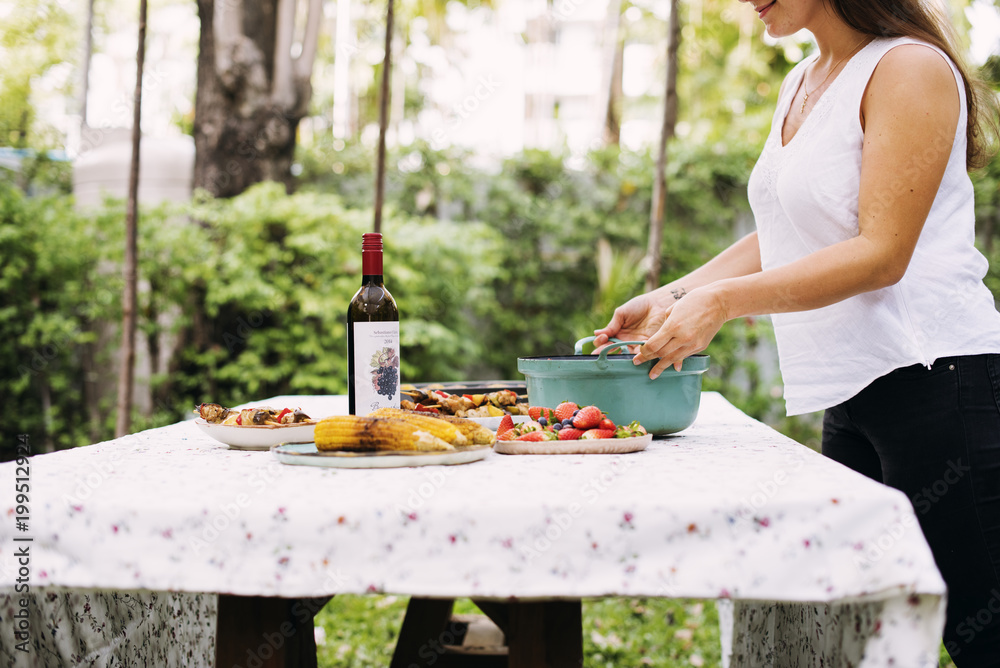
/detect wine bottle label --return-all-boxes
[351,321,401,413]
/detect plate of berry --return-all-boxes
[492,403,651,455]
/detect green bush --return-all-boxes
[0,181,508,452]
[0,184,119,454]
[167,183,505,409]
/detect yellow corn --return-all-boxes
[314,416,456,452]
[418,414,496,446]
[362,409,468,446]
[369,408,495,446]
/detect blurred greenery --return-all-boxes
[0,0,77,150]
[1,138,794,455]
[5,132,1000,456]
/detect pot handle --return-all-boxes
[573,336,649,360]
[574,335,616,355]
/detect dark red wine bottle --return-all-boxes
[347,233,400,415]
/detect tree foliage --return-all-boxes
[0,0,77,148]
[0,183,118,455]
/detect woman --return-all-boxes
[593,0,1000,664]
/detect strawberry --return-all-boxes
[614,421,648,438]
[557,427,584,440]
[554,402,579,422]
[496,415,515,438]
[528,406,555,421]
[572,405,604,430]
[581,428,615,440]
[516,430,557,442]
[598,417,616,431]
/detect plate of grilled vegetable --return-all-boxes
[400,387,531,418]
[194,403,319,450]
[272,408,494,468]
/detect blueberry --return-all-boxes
[538,416,548,426]
[573,409,580,416]
[553,423,563,431]
[562,418,574,427]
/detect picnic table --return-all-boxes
[0,392,945,666]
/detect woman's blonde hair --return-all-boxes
[830,0,998,169]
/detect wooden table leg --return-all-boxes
[506,600,583,668]
[392,598,582,668]
[215,595,331,668]
[390,597,457,668]
[470,599,510,636]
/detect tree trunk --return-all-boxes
[115,0,148,438]
[644,0,681,293]
[332,0,353,138]
[193,0,323,198]
[373,0,394,234]
[82,332,102,443]
[981,210,997,253]
[597,0,622,146]
[602,0,624,147]
[145,274,161,412]
[604,37,624,146]
[40,377,54,453]
[79,0,95,126]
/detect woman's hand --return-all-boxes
[593,293,667,352]
[632,286,729,379]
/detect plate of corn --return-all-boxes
[271,443,492,468]
[271,409,495,468]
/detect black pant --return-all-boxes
[822,354,1000,668]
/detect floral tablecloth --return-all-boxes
[0,393,945,666]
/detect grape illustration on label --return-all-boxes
[370,347,399,398]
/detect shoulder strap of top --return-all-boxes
[848,36,966,112]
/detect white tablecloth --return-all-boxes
[0,393,945,666]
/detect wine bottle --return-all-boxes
[347,232,400,415]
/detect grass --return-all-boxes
[314,595,957,667]
[315,595,716,667]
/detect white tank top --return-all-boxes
[748,36,1000,416]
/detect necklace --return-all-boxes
[800,35,870,114]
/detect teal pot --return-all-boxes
[517,337,710,435]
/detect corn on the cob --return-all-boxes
[361,409,468,446]
[369,408,495,445]
[314,416,457,452]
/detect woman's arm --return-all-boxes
[633,44,960,378]
[645,231,763,308]
[593,231,762,348]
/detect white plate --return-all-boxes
[466,415,532,430]
[272,443,492,468]
[493,433,652,455]
[195,419,318,450]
